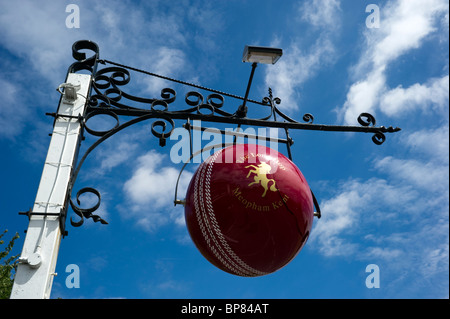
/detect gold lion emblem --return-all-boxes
[245,162,277,197]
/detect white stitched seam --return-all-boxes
[194,156,245,276]
[204,150,267,277]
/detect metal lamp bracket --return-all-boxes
[52,40,400,232]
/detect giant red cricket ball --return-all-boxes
[184,144,314,277]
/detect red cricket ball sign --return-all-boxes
[184,144,314,277]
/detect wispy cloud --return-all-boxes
[0,0,225,234]
[402,126,449,163]
[121,150,193,232]
[143,47,188,96]
[323,3,449,295]
[299,0,342,28]
[264,0,341,113]
[380,75,449,117]
[0,0,228,141]
[265,37,336,112]
[0,76,26,139]
[0,1,71,81]
[138,258,191,297]
[310,121,449,296]
[339,0,449,124]
[311,177,418,257]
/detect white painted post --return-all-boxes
[10,73,91,299]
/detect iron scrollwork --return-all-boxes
[69,187,108,227]
[51,40,401,233]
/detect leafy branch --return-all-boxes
[0,229,20,299]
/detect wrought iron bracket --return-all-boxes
[41,40,400,234]
[19,208,68,238]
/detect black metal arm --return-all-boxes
[41,40,401,234]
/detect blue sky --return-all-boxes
[0,0,448,299]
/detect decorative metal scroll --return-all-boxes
[52,40,400,234]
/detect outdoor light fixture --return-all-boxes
[238,45,283,117]
[242,45,283,64]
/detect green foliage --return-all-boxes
[0,229,20,299]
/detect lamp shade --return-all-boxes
[242,45,283,64]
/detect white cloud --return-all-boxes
[364,247,402,259]
[299,0,341,29]
[265,0,341,112]
[357,0,448,72]
[325,3,449,294]
[0,0,191,83]
[380,75,449,117]
[92,124,149,173]
[312,117,448,274]
[0,0,196,139]
[313,123,449,256]
[403,126,449,163]
[124,151,180,207]
[340,0,449,124]
[0,77,25,138]
[310,121,449,296]
[375,124,449,195]
[311,186,360,256]
[340,68,386,124]
[311,177,419,256]
[419,244,449,279]
[311,172,448,295]
[0,1,80,82]
[371,0,446,67]
[143,47,188,96]
[374,156,449,193]
[265,39,335,112]
[122,150,193,232]
[99,141,139,171]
